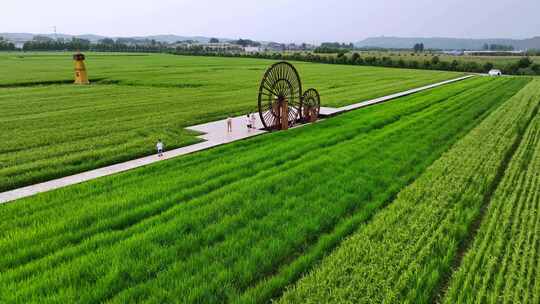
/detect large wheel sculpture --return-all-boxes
[302,88,321,123]
[258,62,303,130]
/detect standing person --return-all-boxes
[250,113,256,130]
[246,114,252,131]
[156,139,164,157]
[227,116,233,133]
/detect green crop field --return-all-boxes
[444,87,540,304]
[0,52,463,192]
[278,78,540,303]
[0,76,524,303]
[3,50,540,304]
[357,50,540,65]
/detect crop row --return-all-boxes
[444,102,540,303]
[0,77,519,303]
[278,78,540,303]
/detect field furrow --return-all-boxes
[443,98,540,304]
[277,78,540,304]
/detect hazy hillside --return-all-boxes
[356,36,540,50]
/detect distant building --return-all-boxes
[263,42,285,52]
[12,41,25,49]
[489,69,502,76]
[3,38,28,49]
[243,46,261,53]
[174,42,243,53]
[205,43,239,51]
[442,50,464,56]
[285,43,302,51]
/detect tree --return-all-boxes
[33,35,54,42]
[351,52,361,64]
[413,43,425,53]
[0,37,15,51]
[503,63,519,75]
[235,39,260,47]
[209,38,219,43]
[439,61,450,70]
[98,38,115,45]
[483,62,494,72]
[531,63,540,74]
[450,60,460,71]
[71,38,91,51]
[463,62,480,72]
[409,60,419,69]
[431,56,440,65]
[336,52,347,64]
[517,57,533,69]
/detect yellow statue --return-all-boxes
[73,52,89,84]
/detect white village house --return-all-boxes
[489,69,502,76]
[243,46,262,53]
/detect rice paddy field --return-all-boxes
[0,52,463,192]
[2,52,540,304]
[357,50,540,65]
[278,78,540,304]
[1,74,538,303]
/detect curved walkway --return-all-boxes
[0,75,474,204]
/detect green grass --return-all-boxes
[0,52,464,106]
[0,53,463,192]
[0,76,518,303]
[357,50,539,64]
[277,78,539,304]
[444,88,540,303]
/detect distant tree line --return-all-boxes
[7,35,540,76]
[314,42,354,54]
[172,49,540,76]
[174,44,243,54]
[234,39,261,47]
[0,37,16,50]
[526,49,540,56]
[19,36,263,54]
[21,36,168,52]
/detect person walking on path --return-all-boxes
[246,114,252,131]
[156,139,164,157]
[250,113,256,130]
[227,116,233,133]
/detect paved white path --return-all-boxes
[0,117,268,204]
[319,75,474,116]
[0,75,474,204]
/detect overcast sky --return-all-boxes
[2,0,539,42]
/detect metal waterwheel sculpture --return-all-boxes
[258,62,303,130]
[302,88,321,123]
